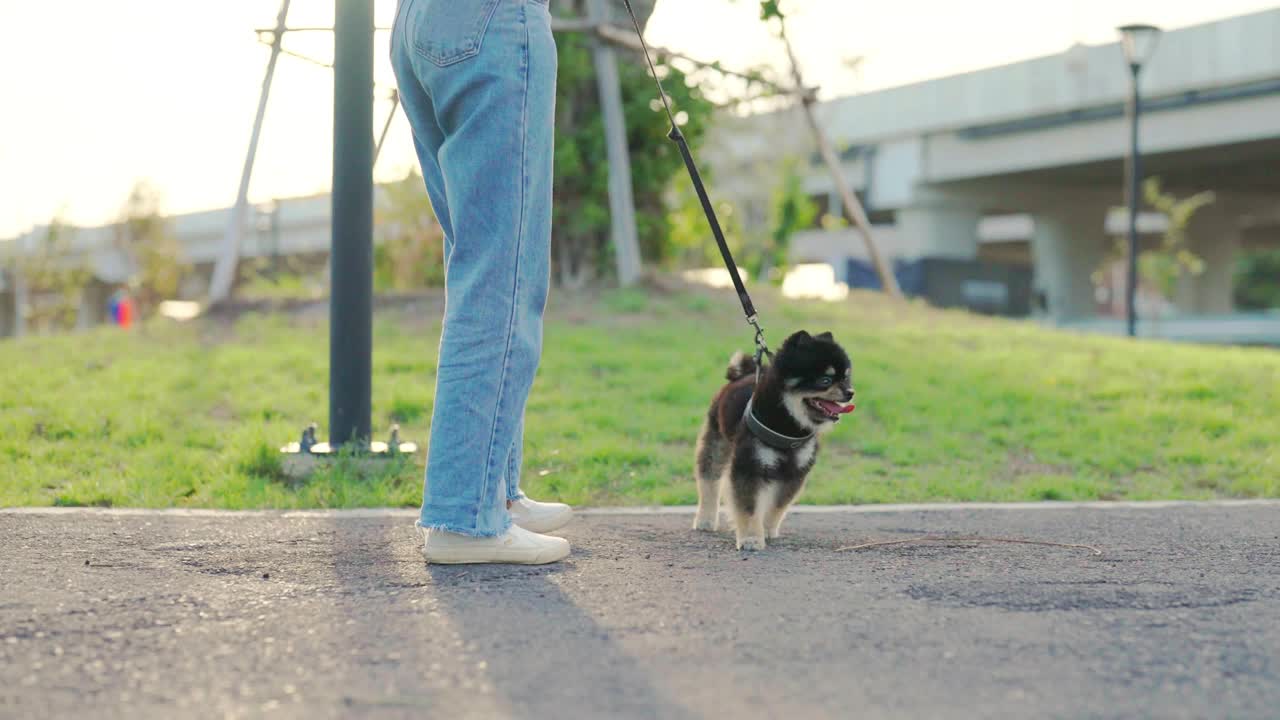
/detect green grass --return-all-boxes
[2,283,1277,508]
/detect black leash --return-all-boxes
[618,1,812,447]
[618,0,772,370]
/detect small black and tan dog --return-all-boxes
[693,330,855,550]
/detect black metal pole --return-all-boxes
[330,0,374,448]
[1124,63,1142,338]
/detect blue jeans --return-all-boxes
[390,0,556,536]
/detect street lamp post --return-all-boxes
[1117,24,1161,338]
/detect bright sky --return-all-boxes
[1,0,1276,238]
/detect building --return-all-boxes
[4,8,1279,339]
[0,194,335,337]
[701,8,1280,324]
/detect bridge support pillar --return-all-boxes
[1031,206,1109,321]
[896,197,982,259]
[1175,208,1239,314]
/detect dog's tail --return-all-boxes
[725,351,757,382]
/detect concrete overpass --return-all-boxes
[706,8,1280,322]
[0,194,334,336]
[4,8,1279,336]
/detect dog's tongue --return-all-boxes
[814,399,855,415]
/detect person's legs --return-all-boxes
[389,2,457,251]
[502,417,575,532]
[505,418,525,503]
[392,0,557,539]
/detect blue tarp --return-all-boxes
[844,259,925,296]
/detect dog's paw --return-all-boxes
[737,536,766,551]
[767,529,781,540]
[692,517,716,532]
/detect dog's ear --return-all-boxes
[785,330,814,348]
[815,331,834,342]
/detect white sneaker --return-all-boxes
[421,524,570,565]
[509,496,573,534]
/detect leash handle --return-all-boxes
[619,0,763,335]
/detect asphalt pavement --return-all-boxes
[2,502,1278,719]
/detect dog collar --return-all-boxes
[744,396,814,450]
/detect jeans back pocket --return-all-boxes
[408,0,503,67]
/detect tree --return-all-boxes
[761,158,818,282]
[550,0,715,287]
[1095,177,1215,316]
[689,0,898,294]
[10,216,90,332]
[1233,249,1280,310]
[1137,177,1214,301]
[664,169,746,270]
[374,168,445,291]
[115,182,185,318]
